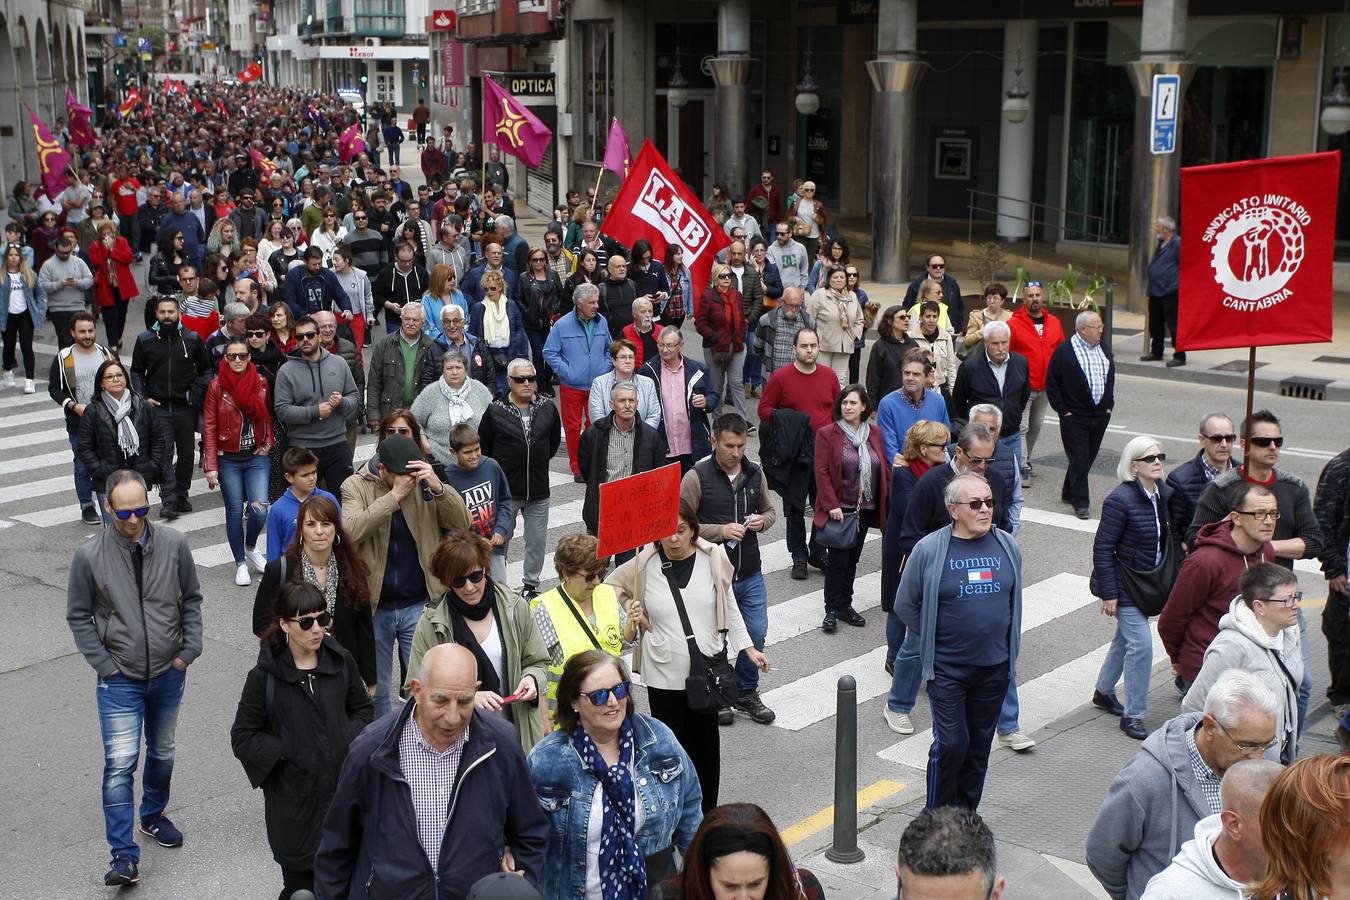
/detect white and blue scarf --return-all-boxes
[569,719,644,900]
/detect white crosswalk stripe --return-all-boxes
[0,426,71,451]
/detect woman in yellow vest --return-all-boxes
[530,533,630,729]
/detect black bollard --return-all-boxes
[825,674,865,863]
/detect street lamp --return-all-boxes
[1321,72,1350,136]
[667,62,688,109]
[1002,50,1031,124]
[795,53,820,116]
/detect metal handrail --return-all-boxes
[965,188,1108,273]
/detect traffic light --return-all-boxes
[359,73,368,84]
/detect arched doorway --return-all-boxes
[0,18,17,203]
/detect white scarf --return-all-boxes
[438,376,476,426]
[837,419,873,503]
[104,391,140,457]
[482,297,509,347]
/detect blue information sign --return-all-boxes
[1150,74,1180,155]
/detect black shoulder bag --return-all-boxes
[661,563,738,712]
[1116,496,1180,617]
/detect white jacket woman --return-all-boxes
[1183,564,1304,763]
[807,266,863,387]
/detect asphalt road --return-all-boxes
[1,311,1343,898]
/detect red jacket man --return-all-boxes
[1159,483,1277,682]
[1006,283,1064,476]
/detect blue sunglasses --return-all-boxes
[111,505,150,521]
[583,681,632,706]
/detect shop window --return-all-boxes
[1065,21,1134,243]
[579,20,614,163]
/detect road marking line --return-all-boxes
[1040,853,1112,899]
[763,574,1092,731]
[877,624,1166,768]
[780,779,906,847]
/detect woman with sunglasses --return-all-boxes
[1,242,47,394]
[77,359,173,523]
[1181,562,1303,762]
[518,248,564,395]
[267,228,304,285]
[529,533,630,729]
[1090,435,1173,741]
[606,502,766,811]
[244,314,285,386]
[30,210,61,272]
[528,650,703,900]
[251,494,376,691]
[232,581,374,900]
[696,263,749,420]
[786,180,827,263]
[203,337,276,587]
[815,384,888,633]
[405,530,550,754]
[651,802,824,900]
[864,305,921,407]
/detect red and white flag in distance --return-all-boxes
[1178,151,1339,351]
[601,140,731,297]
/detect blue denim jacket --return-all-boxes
[527,714,703,900]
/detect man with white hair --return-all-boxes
[1086,669,1281,900]
[1045,310,1114,519]
[543,282,613,479]
[495,214,530,274]
[1143,216,1184,367]
[952,320,1030,477]
[1141,758,1284,899]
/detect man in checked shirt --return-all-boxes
[316,644,547,899]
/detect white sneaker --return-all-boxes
[883,709,915,735]
[23,379,35,394]
[235,564,251,586]
[3,370,13,388]
[995,731,1037,751]
[245,547,267,573]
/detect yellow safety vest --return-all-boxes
[533,585,624,723]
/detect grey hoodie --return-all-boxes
[38,252,94,313]
[1086,712,1215,900]
[273,348,360,446]
[66,522,204,680]
[1140,814,1247,900]
[1183,597,1302,762]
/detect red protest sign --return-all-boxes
[1178,151,1339,351]
[596,463,682,559]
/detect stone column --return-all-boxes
[709,0,752,195]
[996,20,1037,241]
[867,0,922,284]
[1126,0,1189,312]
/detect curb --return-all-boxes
[1113,358,1350,403]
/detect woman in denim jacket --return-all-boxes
[528,650,703,900]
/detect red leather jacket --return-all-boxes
[202,376,274,472]
[88,236,140,307]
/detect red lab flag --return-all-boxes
[190,97,205,115]
[482,76,552,168]
[602,140,731,297]
[238,61,263,83]
[1178,151,1339,351]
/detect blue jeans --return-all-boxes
[1094,602,1153,719]
[742,322,763,389]
[732,573,768,695]
[216,454,270,565]
[69,432,93,507]
[373,602,425,718]
[886,625,1022,732]
[1298,607,1312,735]
[96,665,186,862]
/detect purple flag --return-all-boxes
[482,76,553,168]
[602,117,631,178]
[338,124,366,163]
[66,88,98,149]
[25,104,71,201]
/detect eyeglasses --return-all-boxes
[1249,436,1284,448]
[295,331,318,341]
[846,271,859,277]
[384,425,413,436]
[224,352,250,361]
[964,455,996,466]
[451,569,486,590]
[1135,453,1167,464]
[103,372,127,381]
[959,498,996,510]
[181,273,199,280]
[509,374,537,383]
[582,681,631,707]
[110,505,150,520]
[928,262,946,269]
[1258,590,1302,606]
[580,571,605,584]
[1236,509,1281,521]
[353,215,368,221]
[1202,432,1238,443]
[290,611,333,631]
[247,329,268,337]
[716,274,731,280]
[775,230,789,236]
[1212,718,1279,754]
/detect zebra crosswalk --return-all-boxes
[0,336,1179,795]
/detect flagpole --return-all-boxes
[592,167,605,215]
